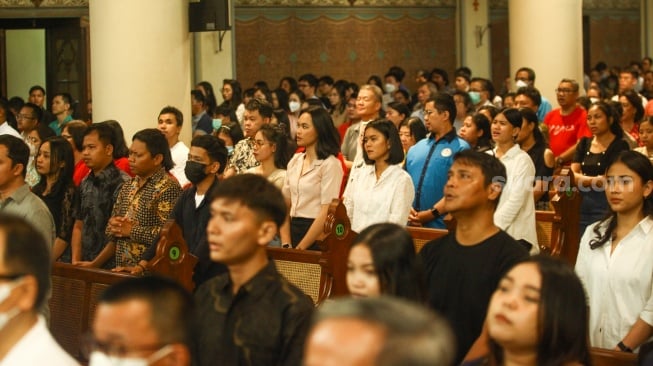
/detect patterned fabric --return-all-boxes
[226,138,259,174]
[74,163,129,267]
[25,158,40,187]
[107,167,181,267]
[33,180,77,262]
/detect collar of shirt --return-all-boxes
[217,260,278,299]
[429,128,457,143]
[4,184,30,204]
[133,166,167,187]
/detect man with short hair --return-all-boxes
[350,85,383,170]
[420,150,528,363]
[91,276,193,366]
[0,214,78,365]
[411,82,438,121]
[611,67,648,107]
[0,99,21,138]
[16,102,42,139]
[132,135,228,287]
[430,68,453,94]
[405,94,470,229]
[193,174,313,365]
[454,67,471,92]
[469,77,494,111]
[48,92,73,136]
[304,297,455,366]
[514,67,552,120]
[191,90,213,137]
[72,123,130,268]
[0,135,54,246]
[544,79,590,166]
[102,129,182,268]
[514,86,542,115]
[223,98,273,177]
[298,73,320,101]
[28,85,54,125]
[157,106,189,187]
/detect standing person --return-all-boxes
[405,94,470,229]
[420,150,528,364]
[398,116,428,155]
[517,108,555,210]
[0,135,54,247]
[247,124,294,189]
[619,89,645,148]
[350,85,383,171]
[572,101,630,234]
[195,81,218,117]
[61,121,90,186]
[385,101,410,129]
[287,89,305,140]
[48,93,73,136]
[458,113,493,153]
[219,79,244,123]
[343,120,414,233]
[32,137,76,262]
[635,117,653,163]
[490,108,538,253]
[157,106,189,187]
[16,102,41,140]
[0,215,78,365]
[468,256,592,366]
[103,120,132,176]
[190,90,213,137]
[193,174,313,365]
[102,129,182,268]
[71,123,129,268]
[27,85,54,125]
[0,99,20,138]
[283,107,343,250]
[25,123,55,188]
[340,93,362,165]
[576,151,653,352]
[514,67,553,121]
[328,83,348,128]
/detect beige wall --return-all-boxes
[6,29,46,100]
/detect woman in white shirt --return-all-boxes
[490,108,538,253]
[343,119,414,233]
[575,150,653,352]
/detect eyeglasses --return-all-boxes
[81,333,166,359]
[16,114,35,120]
[253,140,270,148]
[298,83,309,88]
[555,88,576,94]
[423,109,436,116]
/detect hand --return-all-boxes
[108,216,133,238]
[407,208,423,227]
[74,261,95,267]
[112,266,143,275]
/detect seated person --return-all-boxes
[90,276,193,366]
[192,174,314,365]
[347,223,424,302]
[420,150,528,364]
[0,214,78,365]
[304,296,455,366]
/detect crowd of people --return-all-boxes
[1,58,653,365]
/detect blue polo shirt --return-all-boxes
[49,115,73,136]
[405,129,469,229]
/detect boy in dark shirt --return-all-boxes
[192,174,313,366]
[420,150,528,364]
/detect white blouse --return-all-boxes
[343,164,414,233]
[575,217,653,349]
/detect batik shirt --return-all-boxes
[226,138,259,174]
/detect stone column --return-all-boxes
[89,0,192,144]
[509,0,583,102]
[643,0,653,58]
[457,0,491,78]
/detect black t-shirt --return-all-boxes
[419,230,528,364]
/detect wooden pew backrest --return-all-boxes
[267,248,330,305]
[590,347,637,366]
[535,209,564,256]
[50,263,135,360]
[406,226,449,253]
[148,220,198,293]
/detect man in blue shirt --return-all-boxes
[405,93,469,229]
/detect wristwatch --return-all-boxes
[430,208,441,219]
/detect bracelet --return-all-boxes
[430,208,441,219]
[136,264,147,275]
[617,341,633,353]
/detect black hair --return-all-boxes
[454,68,471,83]
[279,76,298,92]
[158,106,183,127]
[516,67,536,82]
[8,96,24,114]
[367,75,383,87]
[102,120,130,159]
[318,75,334,86]
[489,255,591,366]
[478,105,499,120]
[362,119,404,165]
[32,123,56,146]
[500,107,523,129]
[33,136,74,197]
[426,93,456,124]
[222,79,243,109]
[53,92,73,107]
[589,151,653,249]
[21,102,42,123]
[519,107,545,145]
[471,113,492,151]
[254,86,273,103]
[196,81,218,115]
[388,66,406,82]
[0,214,51,310]
[299,73,319,88]
[430,68,450,86]
[28,85,46,95]
[400,117,428,145]
[191,89,206,105]
[254,80,269,91]
[0,135,29,178]
[191,134,228,174]
[592,101,624,138]
[210,173,287,227]
[245,98,273,119]
[243,87,256,99]
[132,128,174,172]
[216,121,244,147]
[453,90,474,115]
[516,86,543,108]
[452,150,507,206]
[99,276,194,346]
[257,124,294,170]
[619,89,645,122]
[330,83,348,115]
[300,106,341,159]
[63,121,88,152]
[84,122,116,151]
[272,88,290,113]
[351,223,424,302]
[387,101,410,121]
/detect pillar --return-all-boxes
[643,0,653,58]
[509,0,583,103]
[89,0,192,144]
[457,0,491,78]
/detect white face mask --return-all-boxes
[288,101,301,113]
[515,79,529,89]
[384,83,397,94]
[89,345,172,366]
[0,280,22,331]
[589,97,599,104]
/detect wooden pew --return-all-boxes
[49,221,196,361]
[406,226,449,253]
[550,167,582,265]
[268,198,354,304]
[590,347,637,366]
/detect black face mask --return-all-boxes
[184,161,209,184]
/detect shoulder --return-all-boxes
[420,233,454,258]
[194,273,229,302]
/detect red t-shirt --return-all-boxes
[72,159,91,186]
[544,106,591,157]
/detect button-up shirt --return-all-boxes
[227,138,259,175]
[0,184,55,247]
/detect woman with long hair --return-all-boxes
[576,150,653,352]
[103,120,132,176]
[347,223,424,302]
[328,83,348,128]
[220,79,244,123]
[466,255,591,365]
[572,101,630,235]
[458,113,492,153]
[282,107,343,250]
[33,136,76,262]
[25,122,56,187]
[398,116,427,155]
[287,89,305,139]
[247,124,295,189]
[195,81,218,116]
[343,120,414,233]
[619,89,645,148]
[517,108,555,210]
